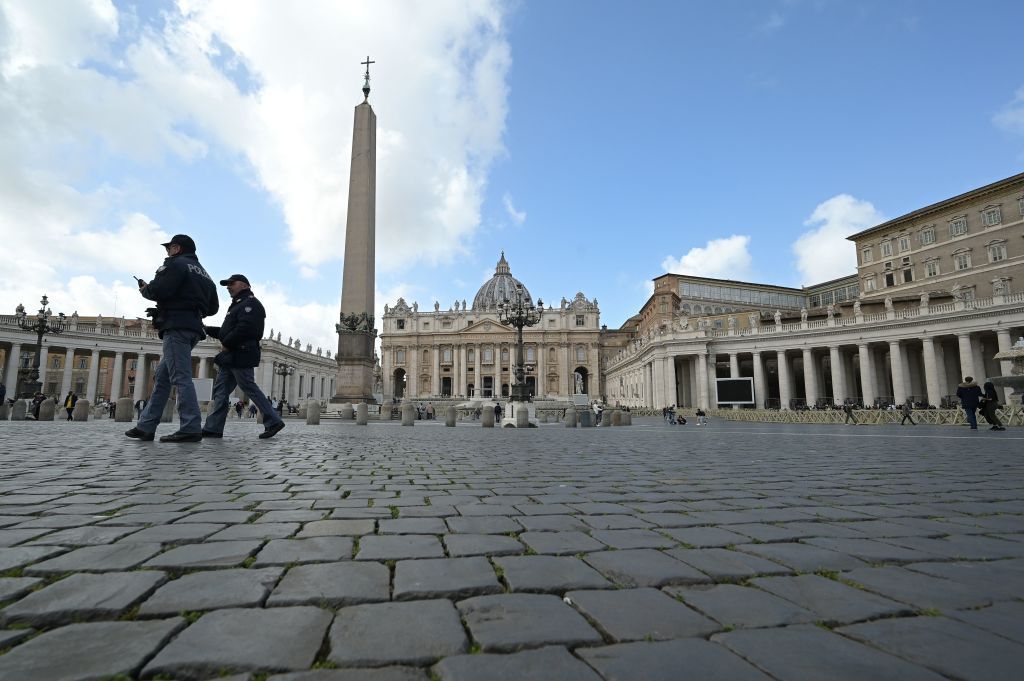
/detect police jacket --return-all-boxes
[204,288,265,368]
[141,253,219,338]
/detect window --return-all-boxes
[547,318,556,328]
[864,277,877,292]
[953,251,971,271]
[526,347,535,362]
[422,322,430,330]
[441,321,452,329]
[396,349,405,363]
[422,349,429,362]
[902,269,913,283]
[920,227,935,246]
[78,358,87,369]
[981,205,1002,226]
[884,272,895,287]
[52,357,60,369]
[1019,197,1024,216]
[809,294,821,308]
[483,347,493,362]
[467,349,475,363]
[442,348,452,362]
[576,346,586,362]
[987,242,1007,263]
[898,235,911,252]
[880,240,893,257]
[575,314,585,327]
[861,248,873,264]
[396,319,405,330]
[925,260,939,277]
[501,348,509,362]
[949,216,968,236]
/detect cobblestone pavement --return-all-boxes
[0,417,1022,681]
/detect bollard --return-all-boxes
[38,399,56,422]
[341,403,354,420]
[0,403,8,421]
[72,399,90,421]
[401,402,416,426]
[600,410,612,427]
[11,400,28,421]
[380,400,393,421]
[516,408,529,428]
[624,411,632,426]
[579,410,593,428]
[538,412,547,424]
[611,409,622,426]
[481,406,495,428]
[306,401,321,425]
[564,408,577,428]
[445,405,456,427]
[160,399,174,423]
[114,397,134,422]
[356,403,368,425]
[298,404,308,419]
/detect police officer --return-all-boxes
[201,274,285,440]
[125,234,219,442]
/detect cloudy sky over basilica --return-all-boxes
[1,0,1022,353]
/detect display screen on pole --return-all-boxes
[716,378,754,405]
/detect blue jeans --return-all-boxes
[204,364,282,434]
[136,330,202,434]
[965,406,978,429]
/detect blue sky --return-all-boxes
[1,1,1022,352]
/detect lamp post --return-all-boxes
[15,295,66,397]
[273,361,295,402]
[498,284,542,403]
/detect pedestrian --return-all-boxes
[134,399,146,419]
[843,402,857,425]
[200,274,285,440]
[64,391,77,420]
[124,233,219,443]
[0,382,6,407]
[695,407,706,426]
[248,403,257,418]
[899,401,916,425]
[674,404,686,425]
[31,392,45,419]
[108,400,116,418]
[494,402,502,421]
[956,376,983,431]
[981,381,1006,431]
[234,400,244,419]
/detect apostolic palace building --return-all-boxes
[2,171,1024,412]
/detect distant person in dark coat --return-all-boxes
[956,376,983,431]
[64,391,78,420]
[981,381,1006,431]
[900,401,916,425]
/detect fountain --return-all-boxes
[991,337,1024,406]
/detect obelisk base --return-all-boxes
[331,330,377,404]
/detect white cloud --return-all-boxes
[792,194,884,285]
[502,192,526,224]
[993,86,1024,136]
[757,11,785,34]
[661,235,754,280]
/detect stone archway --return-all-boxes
[573,366,589,395]
[393,368,406,399]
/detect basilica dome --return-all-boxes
[472,252,533,310]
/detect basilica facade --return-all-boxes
[379,253,601,401]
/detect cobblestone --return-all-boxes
[0,418,1021,679]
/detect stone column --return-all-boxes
[777,350,792,409]
[432,345,440,396]
[957,333,976,382]
[858,343,874,405]
[664,355,677,407]
[707,353,718,407]
[728,353,741,409]
[900,344,914,401]
[971,336,986,384]
[3,342,20,396]
[536,343,545,398]
[109,352,125,401]
[85,349,101,402]
[37,346,49,390]
[996,330,1014,402]
[921,337,942,408]
[408,344,418,398]
[696,352,709,408]
[61,347,75,394]
[494,345,502,398]
[829,346,845,406]
[459,344,468,397]
[752,351,765,409]
[133,354,148,403]
[802,348,818,407]
[889,340,907,404]
[196,357,209,379]
[560,344,570,396]
[474,345,481,397]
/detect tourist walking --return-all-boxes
[899,401,916,425]
[64,391,77,420]
[200,274,285,440]
[956,376,983,431]
[981,381,1006,431]
[134,399,146,419]
[695,407,706,426]
[234,400,245,419]
[843,402,857,425]
[125,234,219,443]
[248,403,257,418]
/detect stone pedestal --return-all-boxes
[333,333,377,404]
[72,400,90,421]
[306,402,321,425]
[298,404,308,419]
[401,402,415,426]
[114,398,134,422]
[579,411,593,428]
[600,410,612,427]
[0,404,8,421]
[37,399,55,421]
[356,403,368,425]
[11,400,27,421]
[564,408,577,428]
[341,404,354,420]
[481,407,495,428]
[611,409,622,426]
[445,406,456,427]
[515,408,529,428]
[380,400,393,421]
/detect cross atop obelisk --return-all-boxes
[333,56,378,403]
[361,55,374,101]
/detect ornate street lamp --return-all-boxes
[15,295,66,397]
[497,284,542,403]
[273,361,295,402]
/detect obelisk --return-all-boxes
[333,57,377,403]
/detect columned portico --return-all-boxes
[922,337,941,407]
[777,350,792,409]
[802,348,818,407]
[110,351,125,401]
[889,340,907,404]
[85,349,100,402]
[3,342,20,395]
[752,351,766,409]
[61,348,75,394]
[957,333,976,381]
[829,346,846,405]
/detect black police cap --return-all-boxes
[161,234,196,252]
[219,274,250,286]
